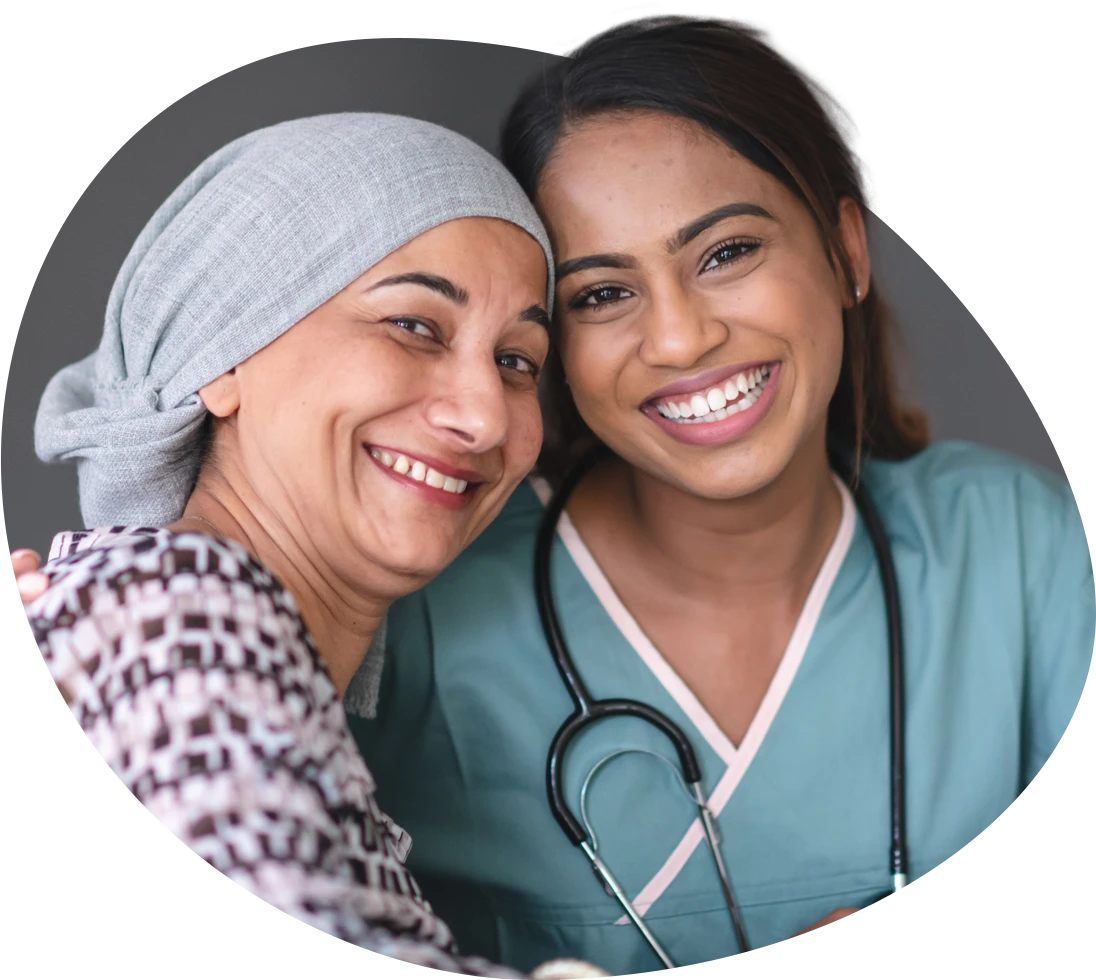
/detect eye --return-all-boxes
[568,284,634,311]
[497,352,540,378]
[701,238,761,272]
[389,316,437,340]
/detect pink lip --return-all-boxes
[643,360,775,403]
[642,362,782,447]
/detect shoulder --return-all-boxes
[30,525,348,734]
[38,527,290,599]
[382,480,545,667]
[396,479,545,611]
[30,529,316,702]
[862,441,1081,541]
[861,443,1091,629]
[467,478,547,550]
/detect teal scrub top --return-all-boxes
[350,443,1094,975]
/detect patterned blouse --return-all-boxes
[28,527,523,976]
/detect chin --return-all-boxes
[382,547,454,580]
[665,444,794,501]
[352,529,458,584]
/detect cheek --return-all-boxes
[747,264,843,390]
[790,288,845,397]
[560,327,625,417]
[504,394,545,477]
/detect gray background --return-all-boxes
[1,38,1061,557]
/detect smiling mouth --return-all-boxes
[648,364,773,424]
[369,448,471,495]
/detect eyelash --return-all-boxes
[567,237,762,311]
[389,318,539,380]
[701,236,762,272]
[390,316,436,340]
[497,353,540,379]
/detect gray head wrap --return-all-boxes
[35,112,553,530]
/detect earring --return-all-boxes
[855,285,862,301]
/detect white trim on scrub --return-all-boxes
[529,472,857,919]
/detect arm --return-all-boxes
[1022,488,1095,786]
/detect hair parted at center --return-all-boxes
[500,15,929,483]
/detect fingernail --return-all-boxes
[11,549,41,562]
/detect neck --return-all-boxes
[574,432,842,605]
[172,467,388,699]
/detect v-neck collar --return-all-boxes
[529,472,858,917]
[530,473,855,760]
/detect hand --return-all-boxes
[530,959,609,979]
[794,906,860,936]
[12,549,48,604]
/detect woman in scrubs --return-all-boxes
[349,16,1095,975]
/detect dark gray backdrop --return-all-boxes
[1,38,1061,556]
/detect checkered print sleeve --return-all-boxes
[28,528,524,976]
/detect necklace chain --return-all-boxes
[182,513,226,538]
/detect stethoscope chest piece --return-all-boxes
[534,448,907,967]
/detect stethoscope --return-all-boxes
[534,446,908,968]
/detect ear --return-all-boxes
[836,197,871,307]
[197,368,240,418]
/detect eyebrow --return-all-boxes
[667,202,776,253]
[368,272,469,305]
[519,304,552,331]
[554,203,775,282]
[556,253,637,281]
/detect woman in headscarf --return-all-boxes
[23,111,601,976]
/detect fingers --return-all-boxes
[12,549,47,604]
[12,549,42,578]
[17,571,49,604]
[531,960,610,979]
[789,903,863,942]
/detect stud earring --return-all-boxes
[855,285,862,301]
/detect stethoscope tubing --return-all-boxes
[831,454,909,889]
[535,445,907,965]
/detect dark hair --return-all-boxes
[501,15,929,482]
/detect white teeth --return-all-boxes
[653,364,773,425]
[372,448,469,494]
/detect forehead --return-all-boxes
[537,112,792,252]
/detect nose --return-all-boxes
[423,351,509,453]
[638,281,728,369]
